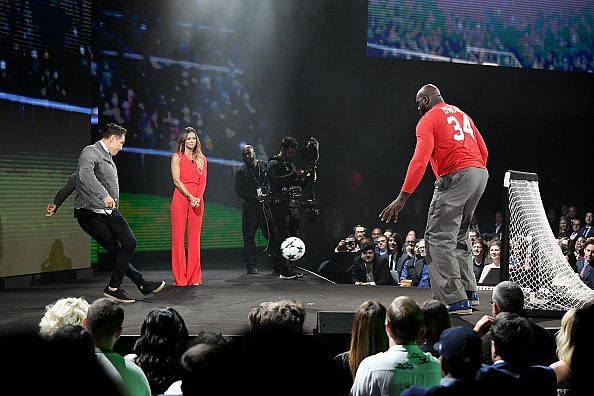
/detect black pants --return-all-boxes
[269,203,300,271]
[75,208,144,289]
[242,201,275,271]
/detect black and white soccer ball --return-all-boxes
[281,237,306,261]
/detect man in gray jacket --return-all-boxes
[74,123,165,303]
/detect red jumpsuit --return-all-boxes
[171,154,207,286]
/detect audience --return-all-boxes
[550,303,594,395]
[0,329,123,395]
[84,298,152,396]
[350,296,441,396]
[400,239,430,288]
[477,312,557,395]
[473,281,557,366]
[126,308,189,395]
[247,299,306,333]
[39,296,90,337]
[576,239,594,289]
[479,240,501,284]
[402,327,482,395]
[418,300,451,358]
[352,244,393,286]
[471,238,488,283]
[334,300,389,394]
[165,332,231,396]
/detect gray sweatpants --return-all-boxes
[424,167,489,305]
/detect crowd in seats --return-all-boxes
[97,8,268,160]
[368,0,594,72]
[0,285,589,394]
[329,203,594,290]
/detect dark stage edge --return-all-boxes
[0,261,561,336]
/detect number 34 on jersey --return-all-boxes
[447,114,475,142]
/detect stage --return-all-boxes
[0,252,562,338]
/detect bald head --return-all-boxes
[416,84,444,116]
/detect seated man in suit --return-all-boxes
[477,312,557,395]
[402,327,482,396]
[352,244,393,286]
[576,239,594,289]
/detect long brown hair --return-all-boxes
[177,127,204,173]
[348,300,389,378]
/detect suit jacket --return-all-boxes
[401,378,479,396]
[477,362,556,396]
[579,261,594,289]
[400,257,427,286]
[352,255,393,285]
[578,225,594,238]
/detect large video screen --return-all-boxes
[0,0,92,277]
[94,0,272,253]
[367,0,594,73]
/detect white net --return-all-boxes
[506,175,594,311]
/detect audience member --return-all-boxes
[126,308,189,395]
[0,330,123,395]
[473,281,557,366]
[402,327,482,396]
[371,227,384,242]
[479,240,501,284]
[39,296,89,337]
[550,303,594,395]
[569,218,582,240]
[558,217,571,239]
[573,236,586,261]
[471,238,488,283]
[352,244,393,286]
[387,233,404,281]
[577,211,594,238]
[165,332,231,396]
[335,234,360,253]
[375,235,389,256]
[477,312,557,395]
[576,239,594,288]
[418,300,451,358]
[247,299,306,333]
[334,300,389,394]
[353,225,367,243]
[84,298,152,396]
[400,239,430,288]
[468,229,479,244]
[350,296,441,396]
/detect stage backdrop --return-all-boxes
[0,0,93,277]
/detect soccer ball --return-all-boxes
[281,237,306,261]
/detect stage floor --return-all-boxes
[0,260,562,336]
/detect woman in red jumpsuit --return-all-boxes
[170,127,207,286]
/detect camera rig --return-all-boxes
[258,137,320,220]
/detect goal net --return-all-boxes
[504,171,594,311]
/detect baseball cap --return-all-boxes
[433,326,481,366]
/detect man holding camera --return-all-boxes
[267,136,308,279]
[235,145,275,275]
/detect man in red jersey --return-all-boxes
[380,84,489,314]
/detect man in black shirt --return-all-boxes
[267,137,307,279]
[235,145,276,274]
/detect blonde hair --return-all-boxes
[556,308,577,365]
[177,127,205,174]
[39,297,90,337]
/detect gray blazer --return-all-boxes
[74,141,120,210]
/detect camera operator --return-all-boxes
[267,136,309,279]
[334,234,360,253]
[235,145,276,275]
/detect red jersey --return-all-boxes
[401,102,488,194]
